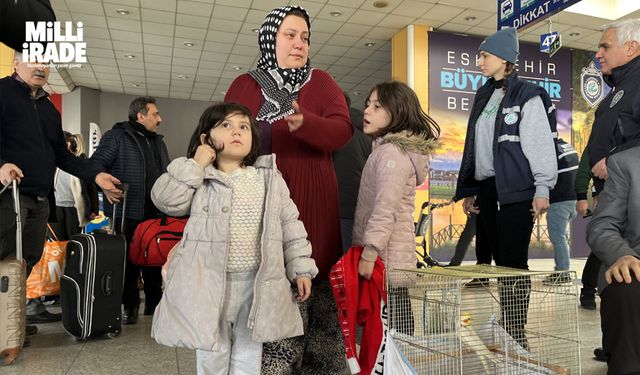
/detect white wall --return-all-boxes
[61,87,100,154]
[61,88,213,160]
[61,88,82,134]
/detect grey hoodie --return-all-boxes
[352,131,439,269]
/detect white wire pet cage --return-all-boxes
[386,265,581,374]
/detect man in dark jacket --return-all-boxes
[91,96,170,325]
[0,52,121,330]
[586,19,640,192]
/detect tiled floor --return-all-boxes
[1,258,607,374]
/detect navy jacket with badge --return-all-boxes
[455,73,557,205]
[586,55,640,193]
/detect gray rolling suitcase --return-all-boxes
[0,181,26,365]
[60,185,128,340]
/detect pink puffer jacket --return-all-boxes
[352,131,438,270]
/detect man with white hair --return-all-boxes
[0,52,122,337]
[582,18,640,364]
[587,18,640,190]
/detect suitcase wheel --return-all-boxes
[106,330,121,339]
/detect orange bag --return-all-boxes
[26,225,67,299]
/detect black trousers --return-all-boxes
[121,218,162,313]
[475,178,533,269]
[582,252,602,292]
[601,279,640,374]
[49,205,81,241]
[0,192,49,274]
[388,287,415,335]
[475,178,533,349]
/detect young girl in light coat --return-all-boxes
[150,102,318,375]
[352,81,440,334]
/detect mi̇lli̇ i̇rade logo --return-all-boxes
[22,21,86,68]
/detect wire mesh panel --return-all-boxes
[386,265,581,374]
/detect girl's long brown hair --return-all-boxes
[368,81,440,140]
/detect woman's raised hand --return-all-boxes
[285,100,304,132]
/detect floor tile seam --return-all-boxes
[64,338,87,375]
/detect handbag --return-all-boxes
[26,224,66,299]
[129,216,187,266]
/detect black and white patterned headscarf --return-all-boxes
[248,6,313,123]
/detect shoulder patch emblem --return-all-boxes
[386,160,396,169]
[504,112,519,125]
[610,90,624,108]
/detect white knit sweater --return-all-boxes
[224,166,265,272]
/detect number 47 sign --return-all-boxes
[540,32,559,53]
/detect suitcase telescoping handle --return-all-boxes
[111,183,129,235]
[0,180,23,261]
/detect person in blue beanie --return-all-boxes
[455,27,558,349]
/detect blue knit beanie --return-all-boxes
[478,27,519,64]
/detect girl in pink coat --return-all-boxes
[352,81,440,333]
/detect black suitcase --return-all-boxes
[61,186,128,339]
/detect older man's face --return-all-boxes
[595,28,636,75]
[13,57,50,90]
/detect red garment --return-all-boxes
[330,246,387,374]
[225,69,353,279]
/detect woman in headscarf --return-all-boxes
[225,5,352,374]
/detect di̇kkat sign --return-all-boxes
[498,0,582,30]
[21,21,86,69]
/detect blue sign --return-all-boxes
[540,32,558,52]
[498,0,583,30]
